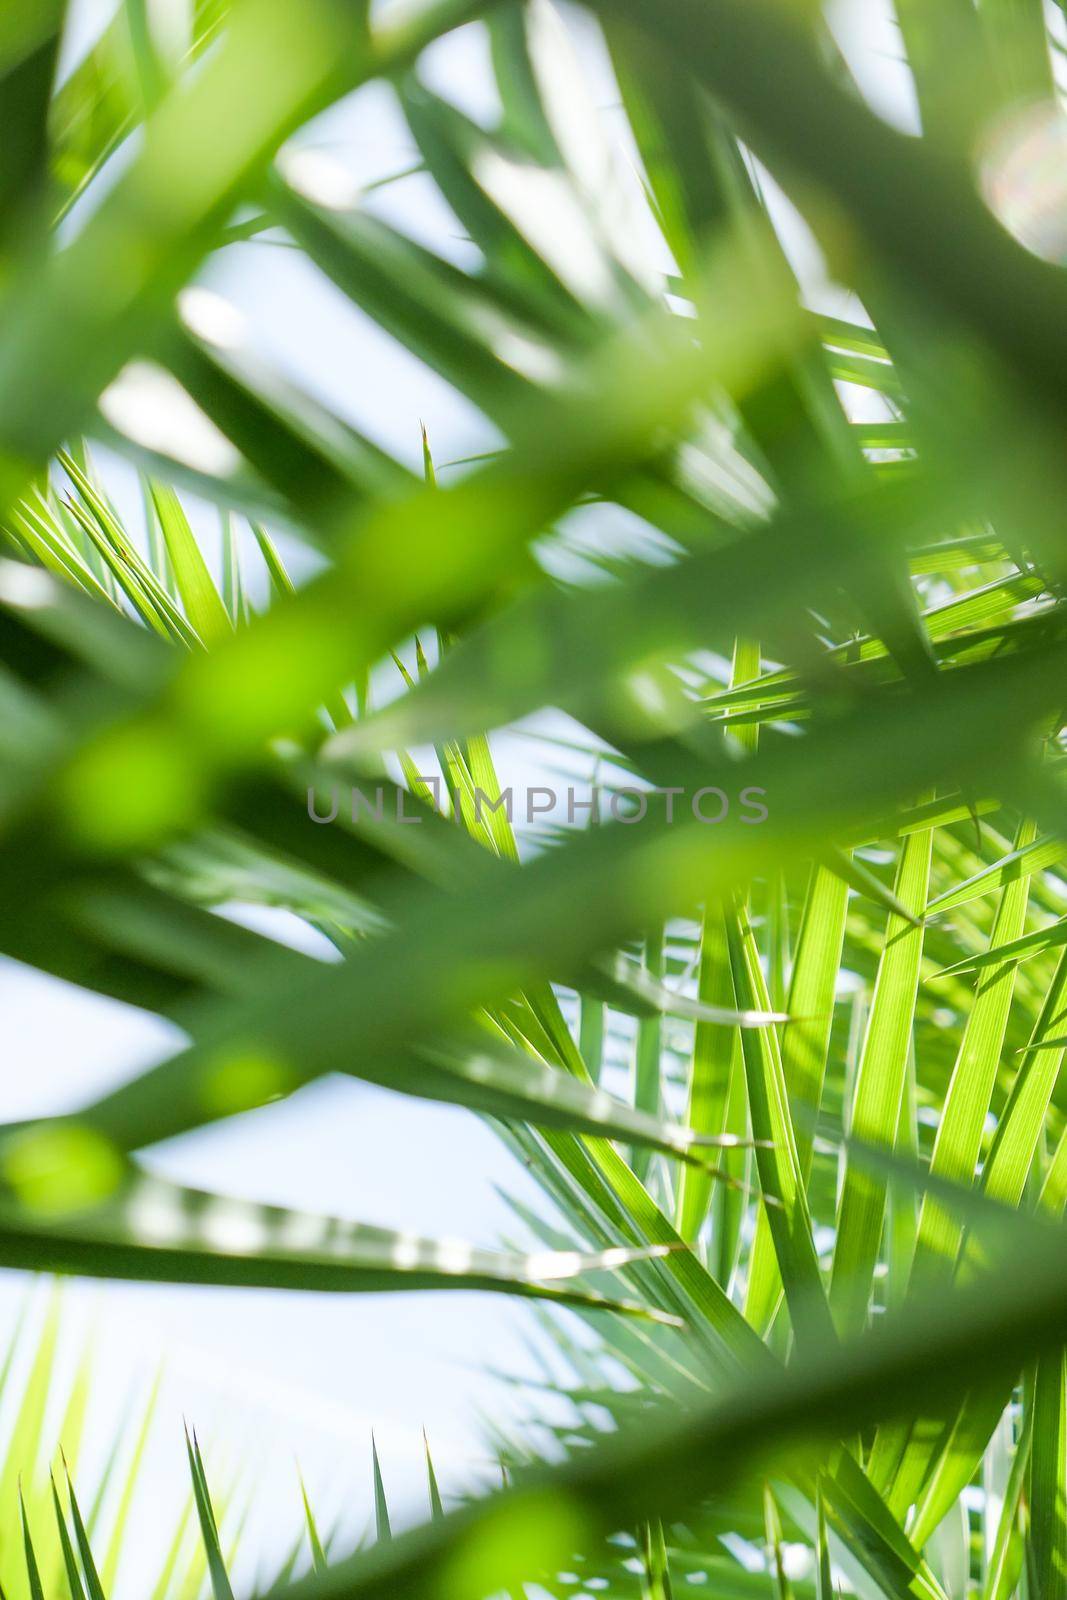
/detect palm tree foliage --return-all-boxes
[2,0,1067,1594]
[0,1287,243,1600]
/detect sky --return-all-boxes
[12,0,1046,1589]
[14,3,597,1586]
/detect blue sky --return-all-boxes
[12,0,936,1589]
[14,5,581,1586]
